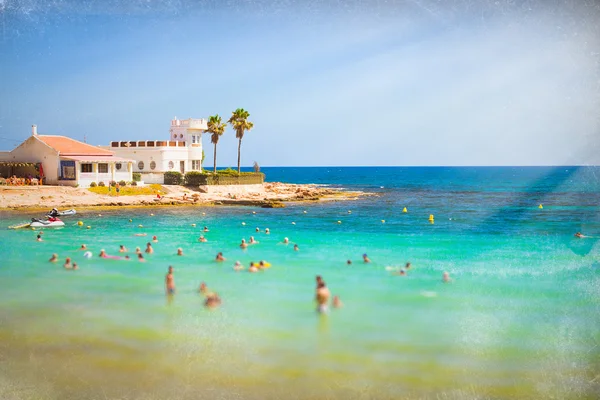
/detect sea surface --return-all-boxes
[0,166,599,399]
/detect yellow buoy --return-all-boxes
[86,226,91,229]
[98,214,102,217]
[381,219,385,223]
[202,212,206,216]
[191,223,196,227]
[129,219,133,222]
[429,214,434,222]
[31,227,36,230]
[348,210,352,214]
[303,211,307,214]
[538,204,543,209]
[138,224,143,228]
[77,221,83,226]
[402,207,407,213]
[337,220,342,224]
[150,213,154,216]
[252,211,256,214]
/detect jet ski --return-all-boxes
[30,217,65,228]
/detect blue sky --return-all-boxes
[0,0,598,166]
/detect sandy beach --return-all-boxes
[0,182,368,211]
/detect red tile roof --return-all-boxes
[36,135,114,156]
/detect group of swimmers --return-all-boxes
[164,267,221,308]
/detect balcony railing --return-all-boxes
[110,141,188,148]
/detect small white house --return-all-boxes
[0,125,133,187]
[103,117,206,184]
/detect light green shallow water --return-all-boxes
[0,198,599,399]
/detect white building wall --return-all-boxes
[75,163,133,188]
[3,136,60,184]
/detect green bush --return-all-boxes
[184,171,204,186]
[132,172,141,182]
[164,171,183,185]
[89,182,97,187]
[119,180,127,186]
[98,181,105,187]
[192,172,265,185]
[130,181,138,186]
[109,180,117,187]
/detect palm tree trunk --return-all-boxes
[237,138,242,174]
[213,143,217,174]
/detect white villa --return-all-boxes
[103,117,206,184]
[0,125,133,187]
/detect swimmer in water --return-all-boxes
[145,242,154,254]
[119,245,128,253]
[63,257,72,269]
[283,237,289,244]
[233,261,244,271]
[165,266,175,295]
[203,226,209,232]
[293,244,299,251]
[442,271,451,283]
[216,252,226,262]
[99,249,107,258]
[135,247,141,254]
[347,259,352,265]
[574,232,585,238]
[134,233,147,237]
[265,228,270,234]
[204,292,221,308]
[72,262,79,270]
[176,247,183,256]
[198,281,208,295]
[255,227,260,232]
[49,253,58,263]
[316,281,330,314]
[363,253,371,263]
[405,262,412,270]
[332,295,343,308]
[79,244,87,250]
[240,239,248,249]
[198,235,207,243]
[152,235,158,243]
[394,269,407,276]
[138,253,146,262]
[249,236,258,244]
[248,262,258,273]
[36,234,43,242]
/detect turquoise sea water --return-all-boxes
[0,166,599,399]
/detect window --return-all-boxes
[168,161,174,170]
[192,135,196,144]
[98,163,108,173]
[115,163,122,170]
[138,161,144,170]
[191,160,201,170]
[150,161,156,170]
[81,163,92,173]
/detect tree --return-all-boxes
[228,108,254,173]
[206,114,226,173]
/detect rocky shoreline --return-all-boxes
[0,182,371,212]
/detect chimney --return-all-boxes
[32,125,37,136]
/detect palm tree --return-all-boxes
[228,108,254,173]
[206,114,226,173]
